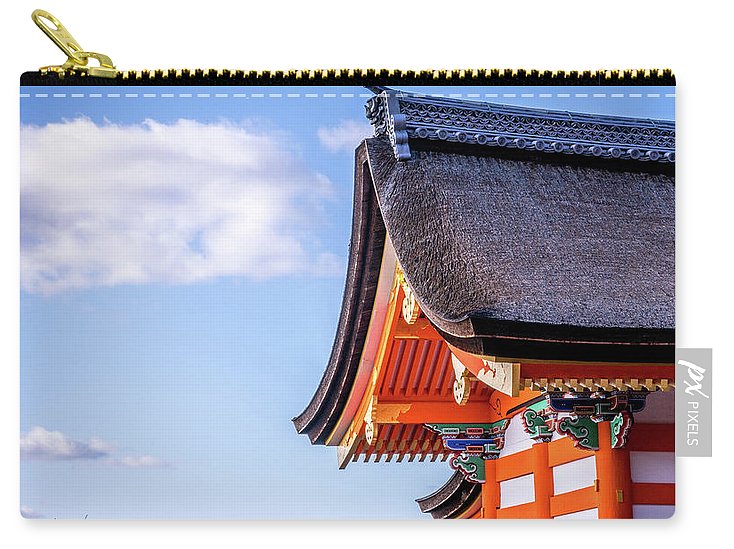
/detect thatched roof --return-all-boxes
[366,137,674,361]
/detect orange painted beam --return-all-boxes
[596,421,633,518]
[375,400,492,424]
[388,340,414,397]
[496,448,534,481]
[482,459,499,519]
[532,443,553,518]
[548,436,595,467]
[482,389,544,424]
[497,501,536,519]
[393,317,444,340]
[550,486,598,517]
[414,341,444,397]
[632,483,675,506]
[627,423,675,452]
[374,285,406,396]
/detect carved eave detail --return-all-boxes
[400,284,420,325]
[521,400,557,443]
[449,350,520,398]
[364,395,378,446]
[548,390,648,451]
[451,355,473,406]
[394,265,422,325]
[521,377,674,393]
[425,421,510,484]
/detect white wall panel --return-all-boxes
[499,473,535,508]
[554,508,599,520]
[630,452,675,483]
[632,505,675,519]
[553,456,596,495]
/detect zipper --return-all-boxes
[24,10,676,87]
[31,9,117,78]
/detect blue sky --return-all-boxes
[19,85,674,519]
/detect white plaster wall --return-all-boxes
[634,390,675,424]
[630,451,675,483]
[501,410,572,448]
[499,414,535,457]
[632,505,675,519]
[553,455,596,495]
[499,473,535,508]
[554,507,599,520]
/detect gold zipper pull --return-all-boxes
[32,9,118,78]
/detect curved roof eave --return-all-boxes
[415,470,482,519]
[292,141,387,444]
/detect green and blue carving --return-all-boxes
[521,400,556,442]
[425,420,510,454]
[547,391,647,419]
[556,416,599,451]
[425,420,510,483]
[610,411,634,449]
[449,454,487,484]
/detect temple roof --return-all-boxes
[415,470,482,519]
[294,91,674,446]
[366,137,674,361]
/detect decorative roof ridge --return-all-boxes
[365,88,675,163]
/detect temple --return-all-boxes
[293,89,675,519]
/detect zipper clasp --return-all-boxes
[32,9,117,78]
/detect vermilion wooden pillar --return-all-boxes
[532,442,553,518]
[596,421,633,518]
[482,459,498,519]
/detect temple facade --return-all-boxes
[294,89,675,519]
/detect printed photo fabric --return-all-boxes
[20,83,675,519]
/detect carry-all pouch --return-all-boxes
[20,10,676,520]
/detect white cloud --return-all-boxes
[317,119,372,152]
[20,426,111,460]
[20,506,46,519]
[20,426,166,468]
[21,118,342,294]
[115,455,168,468]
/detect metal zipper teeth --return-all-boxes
[20,68,675,86]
